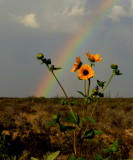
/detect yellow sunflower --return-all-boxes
[71,57,81,72]
[86,52,102,62]
[77,64,94,80]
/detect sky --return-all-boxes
[0,0,133,98]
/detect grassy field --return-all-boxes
[0,97,133,160]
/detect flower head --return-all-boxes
[71,57,82,72]
[77,64,94,80]
[86,52,102,62]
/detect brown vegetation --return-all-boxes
[0,97,133,160]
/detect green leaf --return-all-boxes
[103,148,112,153]
[94,130,104,135]
[47,151,60,160]
[111,138,118,152]
[67,155,77,160]
[65,117,72,123]
[97,80,106,88]
[65,111,82,125]
[77,158,85,160]
[54,67,62,70]
[112,138,118,147]
[82,129,95,139]
[111,146,118,152]
[69,110,78,125]
[77,114,83,125]
[49,65,61,72]
[60,99,68,105]
[96,155,104,160]
[85,116,96,124]
[105,155,111,160]
[49,65,55,72]
[104,139,118,153]
[86,99,91,104]
[59,124,67,132]
[85,97,92,104]
[71,100,77,106]
[31,158,38,160]
[77,91,86,97]
[47,121,57,125]
[65,126,76,131]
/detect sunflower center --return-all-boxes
[83,70,89,75]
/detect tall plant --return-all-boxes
[36,52,122,160]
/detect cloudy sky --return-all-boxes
[0,0,133,98]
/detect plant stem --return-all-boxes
[73,131,77,156]
[58,122,74,153]
[44,64,69,101]
[91,71,115,116]
[63,131,73,151]
[51,71,75,112]
[44,64,74,113]
[102,71,115,93]
[44,63,78,156]
[87,79,91,97]
[79,128,83,157]
[84,80,87,96]
[52,71,69,100]
[90,98,99,116]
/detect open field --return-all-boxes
[0,97,133,160]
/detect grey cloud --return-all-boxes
[109,0,133,21]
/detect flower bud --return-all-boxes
[111,64,118,69]
[52,114,58,120]
[98,92,104,97]
[36,53,44,60]
[114,69,122,75]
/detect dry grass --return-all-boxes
[0,97,133,160]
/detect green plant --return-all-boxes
[31,150,60,160]
[36,52,122,159]
[96,139,119,160]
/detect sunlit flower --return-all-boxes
[77,64,94,80]
[86,52,102,62]
[71,57,81,72]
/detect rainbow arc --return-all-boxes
[34,0,122,97]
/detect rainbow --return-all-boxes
[34,0,122,97]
